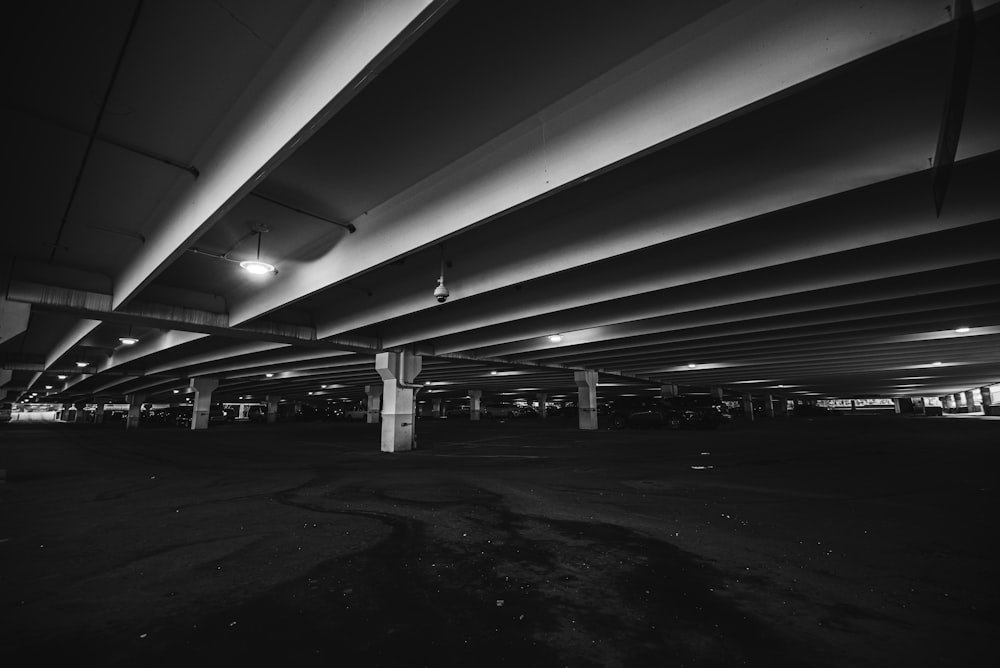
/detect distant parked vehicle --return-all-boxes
[603,397,722,430]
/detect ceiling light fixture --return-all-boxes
[57,375,67,380]
[954,326,970,333]
[45,385,53,389]
[75,361,89,368]
[119,336,139,345]
[688,363,698,368]
[932,361,943,366]
[173,389,180,394]
[548,334,563,342]
[491,370,498,375]
[265,373,274,378]
[240,227,275,274]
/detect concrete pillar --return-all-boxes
[574,370,598,430]
[965,389,977,413]
[266,395,280,424]
[469,389,482,421]
[774,396,788,417]
[94,402,105,424]
[432,398,442,418]
[189,377,219,430]
[125,393,145,429]
[741,393,754,421]
[941,395,955,412]
[981,386,994,406]
[766,395,777,417]
[74,401,87,422]
[375,348,422,453]
[710,386,724,402]
[893,398,902,414]
[661,383,679,398]
[953,392,966,413]
[536,393,547,419]
[364,384,382,424]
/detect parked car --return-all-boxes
[663,396,730,425]
[603,397,722,430]
[144,406,193,427]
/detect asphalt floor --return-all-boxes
[1,414,997,667]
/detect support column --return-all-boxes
[742,392,754,421]
[189,377,219,430]
[125,393,145,429]
[266,395,280,424]
[74,401,87,423]
[364,385,382,424]
[469,389,482,421]
[953,392,966,413]
[981,386,997,416]
[94,401,106,424]
[941,395,955,412]
[965,389,978,413]
[766,395,777,418]
[774,396,788,417]
[432,398,442,418]
[536,393,547,419]
[893,398,902,414]
[574,370,598,430]
[660,383,679,398]
[375,348,422,452]
[710,386,724,402]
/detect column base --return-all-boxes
[381,413,415,452]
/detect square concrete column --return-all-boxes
[574,370,598,430]
[432,398,442,418]
[893,398,902,414]
[364,384,382,424]
[981,386,994,406]
[74,402,88,422]
[953,393,966,413]
[536,393,547,418]
[266,395,280,423]
[941,395,955,411]
[94,402,106,424]
[469,389,482,421]
[661,383,679,398]
[766,395,777,417]
[965,389,977,413]
[710,386,724,402]
[189,377,219,430]
[125,393,145,429]
[774,396,788,417]
[741,393,754,421]
[375,348,422,452]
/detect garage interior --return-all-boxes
[2,1,999,666]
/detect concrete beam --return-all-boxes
[113,0,451,308]
[227,0,951,327]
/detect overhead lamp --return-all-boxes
[57,375,67,380]
[955,326,970,333]
[491,370,498,375]
[548,335,563,342]
[173,389,180,394]
[240,227,275,274]
[932,361,943,366]
[45,385,53,390]
[265,373,274,378]
[75,361,89,368]
[687,363,698,368]
[119,336,139,345]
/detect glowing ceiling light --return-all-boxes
[118,336,139,345]
[688,363,698,368]
[75,361,89,368]
[173,389,180,394]
[491,370,498,375]
[548,334,563,342]
[265,373,274,378]
[955,326,970,333]
[240,260,275,274]
[932,361,943,366]
[57,375,67,380]
[45,385,53,389]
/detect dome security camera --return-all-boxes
[434,277,449,303]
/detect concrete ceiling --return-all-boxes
[3,0,999,408]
